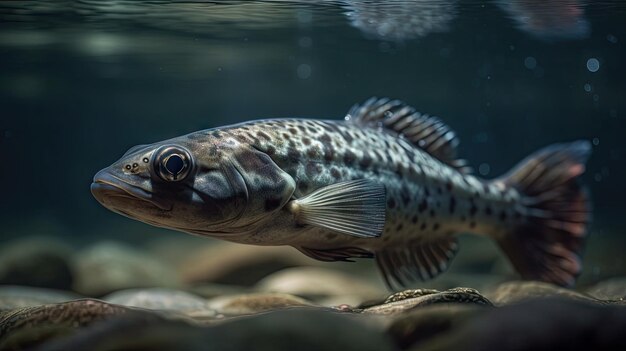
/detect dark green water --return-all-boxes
[1,1,625,280]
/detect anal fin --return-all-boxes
[376,238,459,289]
[288,179,386,238]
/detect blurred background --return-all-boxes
[0,0,625,294]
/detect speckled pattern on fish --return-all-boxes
[91,97,592,290]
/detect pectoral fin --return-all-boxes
[287,179,386,238]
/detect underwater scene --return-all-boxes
[1,0,625,350]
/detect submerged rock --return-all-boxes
[415,298,626,351]
[0,286,82,311]
[363,288,492,315]
[32,316,203,351]
[103,288,216,319]
[32,308,394,351]
[206,293,315,316]
[73,242,179,296]
[144,237,209,267]
[585,277,626,301]
[0,238,74,291]
[256,267,386,306]
[187,283,253,299]
[486,280,607,305]
[0,299,161,350]
[178,243,316,286]
[387,304,484,349]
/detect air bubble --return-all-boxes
[478,163,490,176]
[298,36,312,48]
[524,56,537,70]
[296,10,312,24]
[586,58,600,73]
[297,64,312,79]
[607,34,618,44]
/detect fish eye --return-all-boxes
[154,146,192,182]
[165,155,184,174]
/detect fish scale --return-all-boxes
[91,97,592,290]
[215,119,515,247]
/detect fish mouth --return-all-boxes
[91,170,172,211]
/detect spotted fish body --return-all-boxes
[211,118,514,248]
[92,98,592,289]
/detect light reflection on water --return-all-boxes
[343,0,458,40]
[0,0,597,43]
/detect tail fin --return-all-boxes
[496,141,592,287]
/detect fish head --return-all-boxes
[91,134,295,236]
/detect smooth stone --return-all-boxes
[0,238,74,291]
[363,288,492,315]
[414,298,626,351]
[103,288,217,319]
[144,236,209,267]
[34,316,202,351]
[486,281,608,306]
[0,299,162,349]
[384,289,441,303]
[0,286,82,311]
[585,277,626,301]
[256,267,386,306]
[34,308,394,351]
[72,242,179,296]
[384,287,492,305]
[178,242,316,286]
[187,283,253,299]
[387,304,485,349]
[207,293,316,316]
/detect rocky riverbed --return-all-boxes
[1,236,625,350]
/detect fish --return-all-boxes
[91,97,592,289]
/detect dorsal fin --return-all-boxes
[346,97,471,173]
